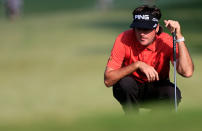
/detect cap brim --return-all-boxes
[130,20,157,29]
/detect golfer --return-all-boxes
[104,5,194,112]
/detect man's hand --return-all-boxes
[164,20,183,39]
[136,61,159,82]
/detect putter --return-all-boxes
[172,30,177,112]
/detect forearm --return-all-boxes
[176,35,194,77]
[104,62,139,87]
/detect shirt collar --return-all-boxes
[146,38,157,52]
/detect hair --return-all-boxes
[132,5,163,35]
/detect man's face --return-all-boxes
[135,28,156,46]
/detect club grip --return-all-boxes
[172,30,176,61]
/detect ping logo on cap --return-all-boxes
[135,15,149,20]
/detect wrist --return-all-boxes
[133,61,140,69]
[176,37,185,43]
[175,32,185,43]
[176,33,183,39]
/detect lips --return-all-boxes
[140,37,147,41]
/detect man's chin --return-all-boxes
[139,41,150,46]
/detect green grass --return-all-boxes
[0,0,202,130]
[0,110,202,131]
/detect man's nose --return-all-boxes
[139,31,145,36]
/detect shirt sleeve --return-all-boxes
[106,33,125,70]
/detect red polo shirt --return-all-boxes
[107,29,178,83]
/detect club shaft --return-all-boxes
[174,61,177,112]
[172,31,177,112]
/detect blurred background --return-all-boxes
[0,0,202,130]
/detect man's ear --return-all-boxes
[155,24,160,33]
